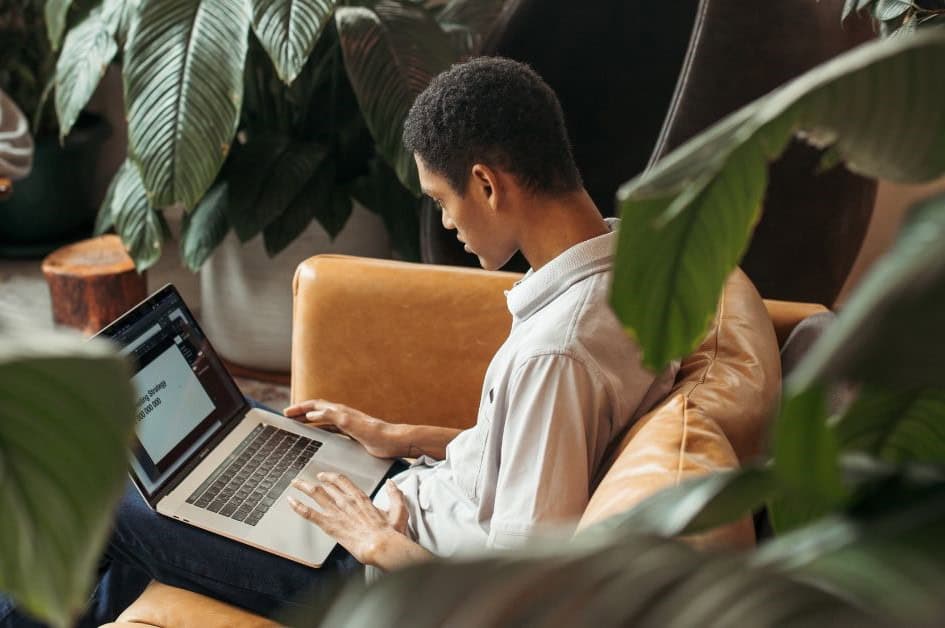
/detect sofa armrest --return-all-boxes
[763,299,830,346]
[101,581,278,628]
[291,255,521,430]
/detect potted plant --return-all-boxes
[0,0,110,256]
[51,0,506,371]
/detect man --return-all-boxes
[282,57,677,573]
[2,57,675,626]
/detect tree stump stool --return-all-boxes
[41,235,148,335]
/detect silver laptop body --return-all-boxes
[97,284,392,567]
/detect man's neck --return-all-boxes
[516,188,610,271]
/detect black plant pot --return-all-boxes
[0,112,110,258]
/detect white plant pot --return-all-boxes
[200,204,391,372]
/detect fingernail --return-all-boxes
[291,479,310,492]
[287,496,300,508]
[317,472,327,480]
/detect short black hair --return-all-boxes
[403,56,582,196]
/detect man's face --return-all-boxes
[416,156,517,271]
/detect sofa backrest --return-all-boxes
[291,255,518,429]
[578,268,780,545]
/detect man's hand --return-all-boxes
[288,472,429,570]
[284,399,402,459]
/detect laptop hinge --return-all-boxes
[148,400,251,506]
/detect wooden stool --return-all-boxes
[41,234,148,334]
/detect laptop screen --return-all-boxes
[97,285,247,501]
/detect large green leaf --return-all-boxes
[612,30,945,371]
[0,323,136,627]
[250,0,336,85]
[180,180,230,271]
[262,158,348,257]
[54,7,119,140]
[768,386,848,533]
[336,2,457,193]
[833,386,945,465]
[102,0,142,47]
[437,0,507,55]
[755,473,945,623]
[106,160,167,270]
[789,193,945,391]
[45,0,75,50]
[124,0,250,210]
[223,137,326,242]
[874,0,912,20]
[313,534,877,628]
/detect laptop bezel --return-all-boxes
[94,283,251,509]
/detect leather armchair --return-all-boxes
[105,255,826,626]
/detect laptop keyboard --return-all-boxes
[186,424,322,526]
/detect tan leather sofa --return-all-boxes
[105,255,826,627]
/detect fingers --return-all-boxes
[386,480,408,532]
[283,398,333,418]
[287,495,325,526]
[291,473,367,510]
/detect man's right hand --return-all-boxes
[283,399,404,459]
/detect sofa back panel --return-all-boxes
[578,395,754,548]
[291,255,520,429]
[669,268,781,462]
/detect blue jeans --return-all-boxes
[2,448,408,626]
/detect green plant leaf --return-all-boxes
[336,2,457,193]
[224,137,326,242]
[613,30,945,371]
[45,0,75,50]
[317,534,878,628]
[874,0,913,20]
[94,166,120,236]
[107,160,166,270]
[755,476,945,623]
[583,467,778,539]
[789,193,945,391]
[833,386,945,465]
[102,0,143,47]
[437,0,507,55]
[0,324,136,627]
[769,386,848,533]
[349,156,421,261]
[124,0,251,210]
[250,0,337,85]
[54,7,119,140]
[261,156,346,257]
[180,180,230,271]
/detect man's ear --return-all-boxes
[470,164,500,211]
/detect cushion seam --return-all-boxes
[675,400,690,485]
[684,284,726,401]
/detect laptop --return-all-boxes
[96,284,393,567]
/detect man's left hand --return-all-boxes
[288,472,408,565]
